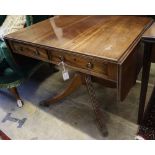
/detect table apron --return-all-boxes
[8,40,118,82]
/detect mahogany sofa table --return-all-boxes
[4,16,153,136]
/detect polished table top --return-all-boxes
[143,23,155,40]
[5,15,153,63]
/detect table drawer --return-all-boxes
[12,42,49,61]
[48,50,117,81]
[10,41,117,81]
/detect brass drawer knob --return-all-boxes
[59,56,64,61]
[87,62,94,69]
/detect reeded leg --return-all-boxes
[39,73,83,107]
[85,75,108,136]
[8,87,23,108]
[138,42,152,124]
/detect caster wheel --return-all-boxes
[17,99,24,108]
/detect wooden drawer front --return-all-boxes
[48,50,117,81]
[12,42,49,61]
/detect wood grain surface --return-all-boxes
[5,16,153,62]
[143,22,155,40]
